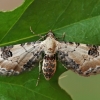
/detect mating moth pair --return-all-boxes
[0,30,100,85]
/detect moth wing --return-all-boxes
[0,42,43,75]
[58,42,100,76]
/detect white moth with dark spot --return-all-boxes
[0,31,100,82]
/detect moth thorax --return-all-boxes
[44,37,57,54]
[42,54,56,80]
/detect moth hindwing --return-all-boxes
[0,31,100,84]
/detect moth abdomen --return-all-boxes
[42,54,56,80]
[43,67,54,72]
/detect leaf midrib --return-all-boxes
[1,13,100,46]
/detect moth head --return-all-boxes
[46,30,55,38]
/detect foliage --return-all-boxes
[0,0,100,100]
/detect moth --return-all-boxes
[0,30,100,85]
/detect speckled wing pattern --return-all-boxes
[0,35,100,77]
[58,42,100,76]
[0,42,43,75]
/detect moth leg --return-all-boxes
[36,60,42,86]
[62,64,69,70]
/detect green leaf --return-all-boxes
[0,0,100,100]
[0,0,34,46]
[0,62,71,100]
[1,0,100,46]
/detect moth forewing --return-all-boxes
[0,42,43,75]
[1,30,100,85]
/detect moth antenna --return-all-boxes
[30,26,47,41]
[30,26,35,34]
[62,32,66,41]
[55,32,66,41]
